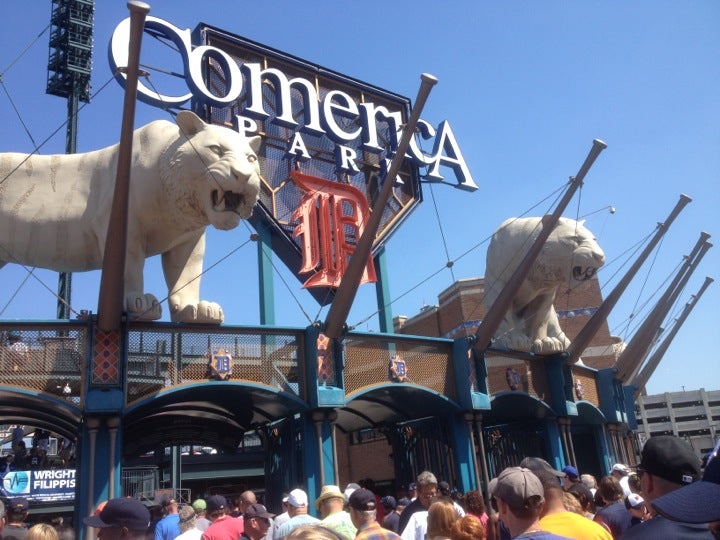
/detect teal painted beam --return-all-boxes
[301,412,322,517]
[594,424,611,476]
[453,338,490,410]
[257,221,276,326]
[320,415,337,486]
[373,247,394,333]
[448,414,477,492]
[544,420,564,471]
[543,355,578,417]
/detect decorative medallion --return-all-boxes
[574,379,585,400]
[389,354,408,383]
[208,347,233,380]
[506,367,521,391]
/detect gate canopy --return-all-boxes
[337,383,462,432]
[485,391,556,424]
[574,400,607,425]
[122,383,308,456]
[0,388,82,440]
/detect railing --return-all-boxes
[0,323,87,406]
[121,465,159,498]
[126,323,307,405]
[1,321,469,411]
[344,332,456,399]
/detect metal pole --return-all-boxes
[615,233,711,381]
[324,74,438,339]
[474,139,607,350]
[97,1,150,331]
[58,86,80,320]
[565,194,692,364]
[464,413,481,490]
[632,276,714,394]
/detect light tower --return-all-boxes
[46,0,94,319]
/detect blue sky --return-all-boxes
[0,1,717,396]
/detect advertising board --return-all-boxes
[1,469,76,502]
[109,16,476,302]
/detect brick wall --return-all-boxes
[397,275,620,370]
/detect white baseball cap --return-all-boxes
[286,489,308,508]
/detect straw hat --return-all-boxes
[314,485,345,509]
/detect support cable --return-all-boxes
[352,181,568,332]
[0,80,39,149]
[0,76,115,315]
[0,23,51,79]
[0,75,117,186]
[130,77,316,325]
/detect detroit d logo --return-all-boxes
[291,171,377,289]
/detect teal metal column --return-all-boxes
[448,414,476,492]
[171,446,181,492]
[257,222,276,325]
[76,415,123,540]
[543,355,577,417]
[319,412,338,486]
[594,424,611,476]
[544,419,564,472]
[373,247,394,333]
[302,412,322,517]
[302,326,341,499]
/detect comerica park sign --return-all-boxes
[109,15,477,303]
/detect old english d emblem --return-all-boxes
[208,347,233,380]
[291,170,377,289]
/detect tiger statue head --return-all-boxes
[160,111,262,233]
[483,217,605,355]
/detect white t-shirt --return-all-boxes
[400,510,427,540]
[175,527,202,540]
[400,502,465,540]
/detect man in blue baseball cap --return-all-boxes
[562,465,580,490]
[83,497,151,540]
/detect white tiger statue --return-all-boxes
[0,111,261,324]
[483,217,605,355]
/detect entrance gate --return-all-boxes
[387,416,459,489]
[482,421,547,478]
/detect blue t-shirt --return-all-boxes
[155,513,181,540]
[274,514,320,539]
[595,500,633,538]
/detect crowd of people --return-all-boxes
[1,433,718,540]
[2,426,76,473]
[0,498,74,540]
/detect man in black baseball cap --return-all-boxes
[652,446,720,538]
[4,498,30,540]
[348,489,399,540]
[83,497,151,539]
[242,503,274,540]
[618,435,708,539]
